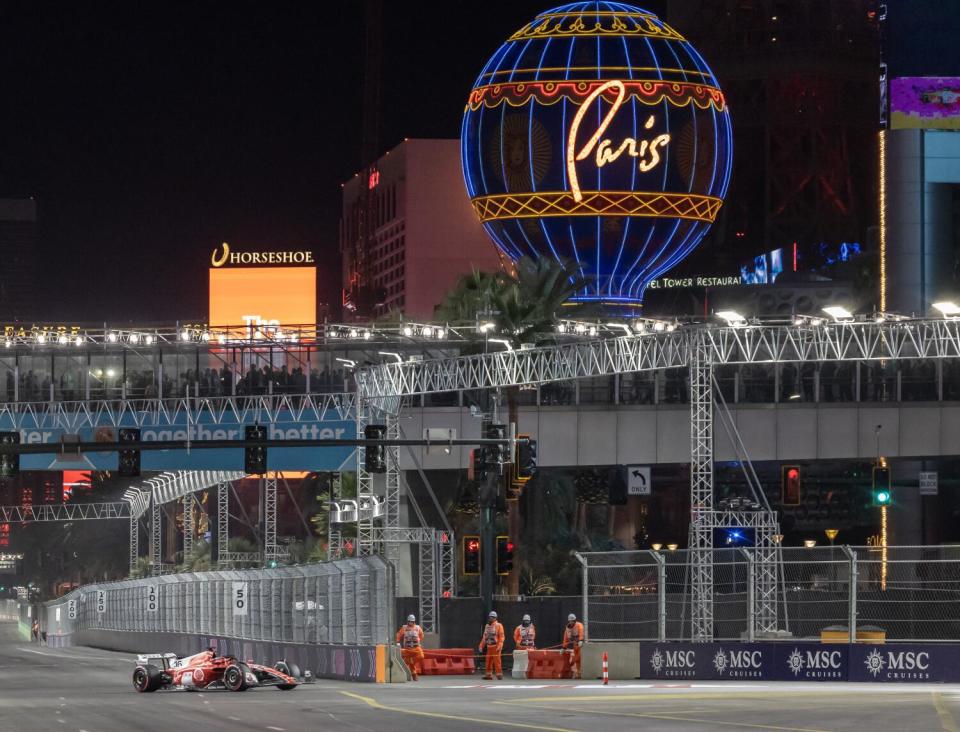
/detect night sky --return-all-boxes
[0,1,576,322]
[0,1,951,323]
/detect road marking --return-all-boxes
[267,727,286,731]
[494,701,832,732]
[934,692,959,732]
[340,690,579,732]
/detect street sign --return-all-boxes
[96,590,106,615]
[231,582,248,617]
[67,599,77,620]
[628,466,651,496]
[146,584,158,612]
[920,471,938,496]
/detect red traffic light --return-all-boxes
[467,539,479,552]
[505,541,515,552]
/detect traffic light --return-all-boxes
[470,447,489,482]
[516,436,538,480]
[496,535,514,575]
[244,425,268,474]
[873,466,891,505]
[0,432,19,478]
[781,465,801,506]
[484,423,507,467]
[462,535,481,575]
[118,428,141,477]
[364,424,387,473]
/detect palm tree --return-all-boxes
[438,256,586,594]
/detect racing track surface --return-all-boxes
[2,621,960,732]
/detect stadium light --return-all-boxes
[478,322,496,334]
[823,305,854,321]
[716,310,746,326]
[378,351,403,363]
[402,325,414,337]
[489,338,513,351]
[606,323,633,336]
[934,301,960,318]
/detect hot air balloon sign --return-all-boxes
[461,2,733,306]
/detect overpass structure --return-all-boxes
[355,316,960,641]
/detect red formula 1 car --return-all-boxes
[132,648,301,692]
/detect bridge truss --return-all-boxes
[356,317,960,641]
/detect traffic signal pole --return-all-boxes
[479,471,498,616]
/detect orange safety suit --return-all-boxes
[562,621,585,678]
[478,620,505,679]
[513,623,536,650]
[396,623,425,680]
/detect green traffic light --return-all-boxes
[876,490,891,505]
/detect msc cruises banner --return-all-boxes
[3,412,355,472]
[638,642,960,683]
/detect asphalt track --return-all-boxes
[1,622,959,732]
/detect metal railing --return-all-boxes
[35,557,392,646]
[578,546,960,643]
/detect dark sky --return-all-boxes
[0,1,570,321]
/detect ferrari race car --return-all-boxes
[132,647,304,692]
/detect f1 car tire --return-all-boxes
[274,661,301,690]
[223,663,249,692]
[133,664,163,693]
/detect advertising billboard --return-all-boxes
[891,77,960,129]
[209,266,316,336]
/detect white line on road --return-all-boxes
[267,727,285,731]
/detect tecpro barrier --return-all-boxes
[629,642,960,683]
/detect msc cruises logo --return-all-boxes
[864,648,930,680]
[211,241,315,268]
[649,647,695,677]
[712,648,763,678]
[786,648,843,679]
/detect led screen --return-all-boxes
[209,266,316,335]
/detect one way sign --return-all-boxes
[627,466,651,496]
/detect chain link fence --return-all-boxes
[578,546,960,642]
[35,557,392,646]
[0,598,17,621]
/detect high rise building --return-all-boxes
[0,199,37,321]
[340,139,503,320]
[666,1,880,276]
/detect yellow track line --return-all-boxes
[494,701,832,732]
[339,691,580,732]
[933,692,959,732]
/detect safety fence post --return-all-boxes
[740,548,755,642]
[648,549,667,642]
[574,552,588,637]
[843,546,858,643]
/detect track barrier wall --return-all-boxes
[22,557,394,682]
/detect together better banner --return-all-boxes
[2,412,355,472]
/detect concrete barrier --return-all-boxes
[582,642,641,680]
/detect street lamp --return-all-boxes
[824,529,839,546]
[666,543,678,552]
[651,543,663,551]
[803,539,817,548]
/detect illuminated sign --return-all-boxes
[647,276,741,290]
[567,81,670,203]
[209,267,316,336]
[368,170,380,190]
[461,3,732,304]
[891,78,960,130]
[210,242,315,268]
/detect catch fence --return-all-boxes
[34,556,392,646]
[578,545,960,642]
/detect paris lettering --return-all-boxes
[567,79,672,202]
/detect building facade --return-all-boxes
[340,139,502,320]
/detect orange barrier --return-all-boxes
[525,649,572,679]
[419,648,477,676]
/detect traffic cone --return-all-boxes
[602,651,609,685]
